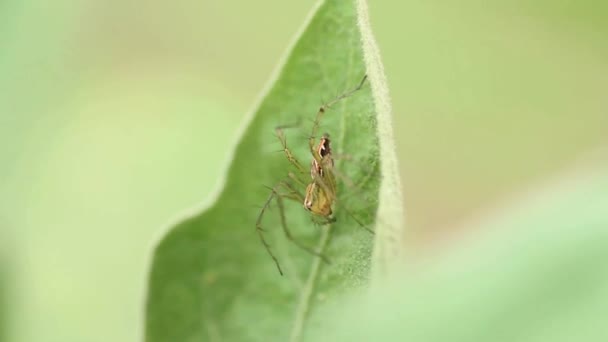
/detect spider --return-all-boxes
[255,75,368,275]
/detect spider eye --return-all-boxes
[318,137,331,158]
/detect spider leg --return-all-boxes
[309,75,368,161]
[275,126,308,175]
[256,180,331,276]
[273,186,331,264]
[340,205,374,235]
[333,153,375,174]
[256,184,285,275]
[327,159,379,235]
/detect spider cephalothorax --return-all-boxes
[304,134,337,217]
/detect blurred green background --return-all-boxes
[0,1,606,341]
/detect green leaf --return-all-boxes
[144,1,402,341]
